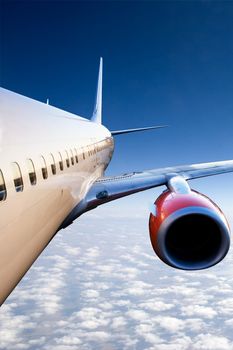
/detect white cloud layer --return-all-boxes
[1,213,233,350]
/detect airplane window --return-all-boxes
[41,156,48,179]
[27,159,37,185]
[65,151,70,167]
[12,162,24,192]
[70,149,74,165]
[50,154,56,175]
[58,152,64,171]
[74,148,78,163]
[0,170,7,201]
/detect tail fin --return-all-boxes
[91,57,103,124]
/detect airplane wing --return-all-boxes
[61,159,233,229]
[88,159,233,207]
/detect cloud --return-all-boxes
[193,334,232,350]
[127,309,150,321]
[154,316,185,333]
[139,299,174,312]
[55,336,82,346]
[64,246,81,256]
[147,336,192,350]
[0,304,35,349]
[1,215,233,350]
[136,324,162,345]
[81,289,100,299]
[123,280,154,296]
[181,305,218,319]
[85,331,110,342]
[111,316,127,329]
[217,298,233,315]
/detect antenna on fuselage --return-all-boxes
[46,98,50,105]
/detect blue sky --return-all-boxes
[1,1,233,349]
[0,1,233,178]
[1,1,233,195]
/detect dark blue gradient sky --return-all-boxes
[1,1,233,209]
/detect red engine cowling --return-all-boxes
[149,189,230,270]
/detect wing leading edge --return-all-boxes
[60,159,233,229]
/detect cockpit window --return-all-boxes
[27,159,37,185]
[12,162,24,192]
[0,170,7,201]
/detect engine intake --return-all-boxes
[149,187,230,270]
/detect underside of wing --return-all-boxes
[88,159,233,206]
[60,159,233,229]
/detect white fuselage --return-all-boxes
[0,88,114,305]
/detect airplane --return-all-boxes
[0,57,233,306]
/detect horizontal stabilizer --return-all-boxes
[111,125,168,136]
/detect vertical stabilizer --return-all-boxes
[91,57,103,124]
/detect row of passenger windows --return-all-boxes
[0,138,113,201]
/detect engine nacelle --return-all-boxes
[149,188,230,270]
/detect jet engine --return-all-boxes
[149,175,230,270]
